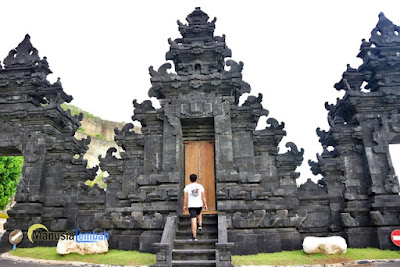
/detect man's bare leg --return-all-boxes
[197,213,203,229]
[191,217,197,238]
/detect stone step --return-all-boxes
[176,228,217,234]
[175,231,217,240]
[176,225,217,232]
[178,220,218,227]
[172,249,216,260]
[179,215,217,223]
[174,238,217,249]
[172,215,219,265]
[173,248,216,253]
[171,259,216,267]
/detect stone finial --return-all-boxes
[286,142,305,160]
[176,7,216,39]
[226,60,243,73]
[3,34,41,68]
[266,118,285,131]
[186,7,212,25]
[370,12,400,46]
[334,64,365,91]
[133,99,155,112]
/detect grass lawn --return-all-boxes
[9,246,156,266]
[232,248,400,266]
[8,247,400,266]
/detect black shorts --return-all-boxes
[188,207,202,218]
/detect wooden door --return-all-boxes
[184,141,216,214]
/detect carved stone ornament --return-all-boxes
[3,34,41,68]
[370,12,400,47]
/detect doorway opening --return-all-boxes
[182,117,216,214]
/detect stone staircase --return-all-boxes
[171,214,218,267]
[153,214,233,267]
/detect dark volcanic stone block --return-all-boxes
[228,231,259,255]
[344,227,378,248]
[278,228,301,251]
[139,230,162,253]
[376,226,400,250]
[257,230,282,253]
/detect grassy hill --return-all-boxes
[61,103,101,120]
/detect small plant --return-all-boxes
[85,171,107,189]
[78,126,85,133]
[95,133,104,140]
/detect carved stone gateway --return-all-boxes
[309,12,400,250]
[0,34,104,250]
[95,8,305,255]
[1,8,400,260]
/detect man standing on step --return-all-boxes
[183,173,208,241]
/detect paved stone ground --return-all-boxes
[0,218,5,231]
[354,264,400,267]
[1,251,399,267]
[0,218,5,240]
[0,258,79,267]
[241,263,400,267]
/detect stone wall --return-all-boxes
[79,117,123,142]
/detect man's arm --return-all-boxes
[201,191,207,211]
[183,191,188,212]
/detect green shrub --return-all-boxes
[0,156,24,210]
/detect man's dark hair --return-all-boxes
[190,174,197,182]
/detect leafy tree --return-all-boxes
[0,156,24,210]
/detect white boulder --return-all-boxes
[57,237,108,255]
[303,236,347,255]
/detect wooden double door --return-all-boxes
[184,141,216,214]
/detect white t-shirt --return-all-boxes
[184,182,205,208]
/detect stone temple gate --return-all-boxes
[1,7,400,266]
